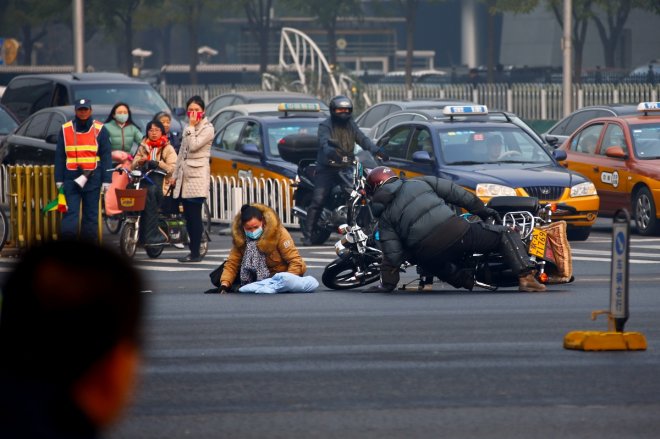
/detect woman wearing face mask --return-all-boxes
[170,95,214,262]
[218,204,306,293]
[131,120,177,245]
[104,102,144,153]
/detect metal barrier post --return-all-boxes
[564,209,647,351]
[2,165,64,255]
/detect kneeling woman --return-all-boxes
[131,120,177,245]
[220,204,306,292]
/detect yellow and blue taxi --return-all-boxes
[376,105,600,240]
[211,103,327,181]
[557,101,660,235]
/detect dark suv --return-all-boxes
[0,72,182,135]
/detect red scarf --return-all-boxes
[146,136,168,148]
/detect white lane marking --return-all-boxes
[137,265,209,271]
[571,248,660,258]
[572,256,658,264]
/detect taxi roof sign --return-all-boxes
[443,105,489,116]
[637,102,660,114]
[277,103,321,112]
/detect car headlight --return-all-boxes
[570,182,597,197]
[476,183,517,197]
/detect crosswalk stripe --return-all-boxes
[571,248,660,258]
[572,256,658,264]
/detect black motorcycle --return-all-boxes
[322,195,575,291]
[278,134,378,245]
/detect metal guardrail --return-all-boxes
[0,164,299,252]
[7,165,60,249]
[160,82,660,121]
[208,175,299,228]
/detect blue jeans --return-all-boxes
[61,180,100,241]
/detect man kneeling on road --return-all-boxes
[363,166,546,293]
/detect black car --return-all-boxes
[541,104,639,148]
[0,105,154,165]
[0,72,182,136]
[205,91,329,120]
[0,104,19,145]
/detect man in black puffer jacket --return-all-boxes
[364,166,546,293]
[301,95,381,246]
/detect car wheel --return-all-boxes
[634,187,659,236]
[567,227,591,241]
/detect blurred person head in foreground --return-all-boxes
[0,240,145,438]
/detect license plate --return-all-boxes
[528,228,548,259]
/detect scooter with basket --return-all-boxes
[111,166,209,259]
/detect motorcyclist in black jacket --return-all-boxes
[301,95,381,246]
[363,166,547,293]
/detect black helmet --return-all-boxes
[329,95,353,122]
[366,166,398,195]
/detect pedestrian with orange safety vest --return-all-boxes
[54,98,112,241]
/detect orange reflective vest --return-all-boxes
[62,120,104,171]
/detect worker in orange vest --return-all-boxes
[54,99,112,241]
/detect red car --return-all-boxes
[557,102,660,235]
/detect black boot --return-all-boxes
[301,207,320,246]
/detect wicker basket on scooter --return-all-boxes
[115,188,147,212]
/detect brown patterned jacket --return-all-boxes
[220,204,306,286]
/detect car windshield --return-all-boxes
[438,127,553,165]
[631,123,660,159]
[72,84,171,115]
[266,121,321,156]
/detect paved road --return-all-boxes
[1,218,658,438]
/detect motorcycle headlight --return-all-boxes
[476,183,517,197]
[570,182,597,197]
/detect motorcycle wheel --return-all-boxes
[298,218,331,245]
[119,222,138,259]
[322,255,381,290]
[145,245,164,258]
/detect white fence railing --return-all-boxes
[208,175,298,228]
[161,82,660,121]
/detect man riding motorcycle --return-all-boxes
[301,95,381,246]
[363,166,547,293]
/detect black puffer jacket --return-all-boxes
[316,117,378,168]
[372,176,486,267]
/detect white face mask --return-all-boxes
[115,113,129,124]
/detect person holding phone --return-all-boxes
[169,96,214,262]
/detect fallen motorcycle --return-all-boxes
[322,195,575,291]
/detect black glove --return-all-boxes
[375,148,389,162]
[363,283,395,293]
[146,160,160,170]
[475,207,502,223]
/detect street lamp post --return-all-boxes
[562,0,572,117]
[73,0,84,73]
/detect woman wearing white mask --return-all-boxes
[104,102,144,153]
[217,204,306,293]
